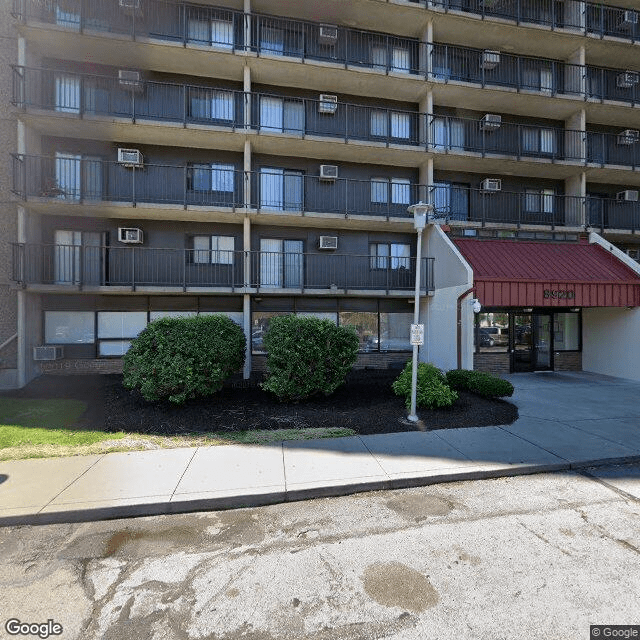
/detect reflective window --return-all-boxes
[475,312,509,353]
[339,311,378,351]
[554,313,580,351]
[45,311,95,344]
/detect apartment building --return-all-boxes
[2,0,640,389]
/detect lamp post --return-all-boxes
[406,201,433,422]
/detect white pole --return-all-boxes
[408,226,423,422]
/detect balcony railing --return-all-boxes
[11,243,434,293]
[12,155,425,219]
[586,196,640,231]
[11,1,640,105]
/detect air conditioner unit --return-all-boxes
[481,178,502,192]
[318,94,338,114]
[481,50,500,70]
[119,0,142,13]
[617,190,639,202]
[480,113,502,130]
[483,0,503,7]
[617,71,639,88]
[319,164,338,181]
[617,129,639,145]
[319,236,338,250]
[118,69,143,91]
[626,248,640,260]
[318,24,338,45]
[33,346,64,361]
[118,227,144,243]
[117,148,143,168]
[618,10,638,28]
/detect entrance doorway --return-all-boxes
[512,312,552,372]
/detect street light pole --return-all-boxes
[406,202,433,423]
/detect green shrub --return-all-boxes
[123,315,245,404]
[261,315,359,402]
[392,361,458,410]
[446,369,514,398]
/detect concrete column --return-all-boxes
[565,46,586,98]
[565,108,586,163]
[243,214,251,378]
[420,21,433,79]
[243,65,251,130]
[244,0,251,53]
[564,172,586,227]
[418,158,433,204]
[419,90,433,148]
[243,140,251,208]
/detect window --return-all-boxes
[45,311,95,344]
[522,127,556,155]
[339,311,378,351]
[391,112,410,139]
[370,242,411,269]
[187,17,234,49]
[55,74,80,113]
[370,110,388,137]
[189,163,235,192]
[259,168,304,211]
[554,313,580,351]
[97,311,148,357]
[53,230,103,285]
[433,182,469,221]
[259,238,303,288]
[55,152,81,200]
[372,45,387,70]
[371,44,410,73]
[370,111,411,140]
[55,1,80,27]
[192,235,235,264]
[524,189,555,214]
[190,90,235,122]
[379,312,412,351]
[259,96,305,133]
[523,64,554,94]
[475,312,509,353]
[432,117,465,150]
[260,26,285,55]
[371,178,411,204]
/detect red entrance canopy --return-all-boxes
[454,238,640,307]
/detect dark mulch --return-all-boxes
[100,370,518,435]
[2,371,518,435]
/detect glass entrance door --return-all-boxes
[533,314,552,370]
[512,313,533,372]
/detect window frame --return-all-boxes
[191,234,235,265]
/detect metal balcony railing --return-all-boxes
[586,130,640,168]
[430,185,586,228]
[11,155,425,219]
[428,115,586,161]
[586,195,640,231]
[11,0,640,104]
[11,243,435,293]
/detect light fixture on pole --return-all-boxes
[406,201,434,422]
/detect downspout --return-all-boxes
[457,286,474,370]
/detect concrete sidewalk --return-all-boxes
[1,371,640,526]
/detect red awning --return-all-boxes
[454,238,640,308]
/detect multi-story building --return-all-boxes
[2,0,640,388]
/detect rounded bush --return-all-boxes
[261,315,359,402]
[123,315,246,404]
[392,361,458,410]
[446,369,514,398]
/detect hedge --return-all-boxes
[392,361,458,410]
[445,369,514,398]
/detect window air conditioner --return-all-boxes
[617,190,639,202]
[318,94,338,114]
[319,236,338,250]
[480,114,502,130]
[119,0,142,13]
[481,178,502,192]
[618,10,638,28]
[617,129,639,145]
[318,24,338,45]
[118,227,144,243]
[617,71,639,88]
[319,165,338,181]
[33,346,64,361]
[117,148,144,168]
[481,50,500,70]
[626,248,640,260]
[118,69,143,91]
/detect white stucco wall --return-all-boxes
[419,225,474,372]
[582,307,640,381]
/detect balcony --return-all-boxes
[12,155,425,220]
[11,2,640,110]
[11,243,435,295]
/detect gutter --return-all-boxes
[457,287,475,370]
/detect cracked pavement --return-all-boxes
[1,464,639,640]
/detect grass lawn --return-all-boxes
[0,398,355,461]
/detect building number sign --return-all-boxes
[543,289,576,299]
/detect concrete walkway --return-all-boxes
[1,371,640,526]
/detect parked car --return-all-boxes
[480,326,508,346]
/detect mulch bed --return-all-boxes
[100,370,518,435]
[2,371,518,435]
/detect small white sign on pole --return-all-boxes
[410,324,424,346]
